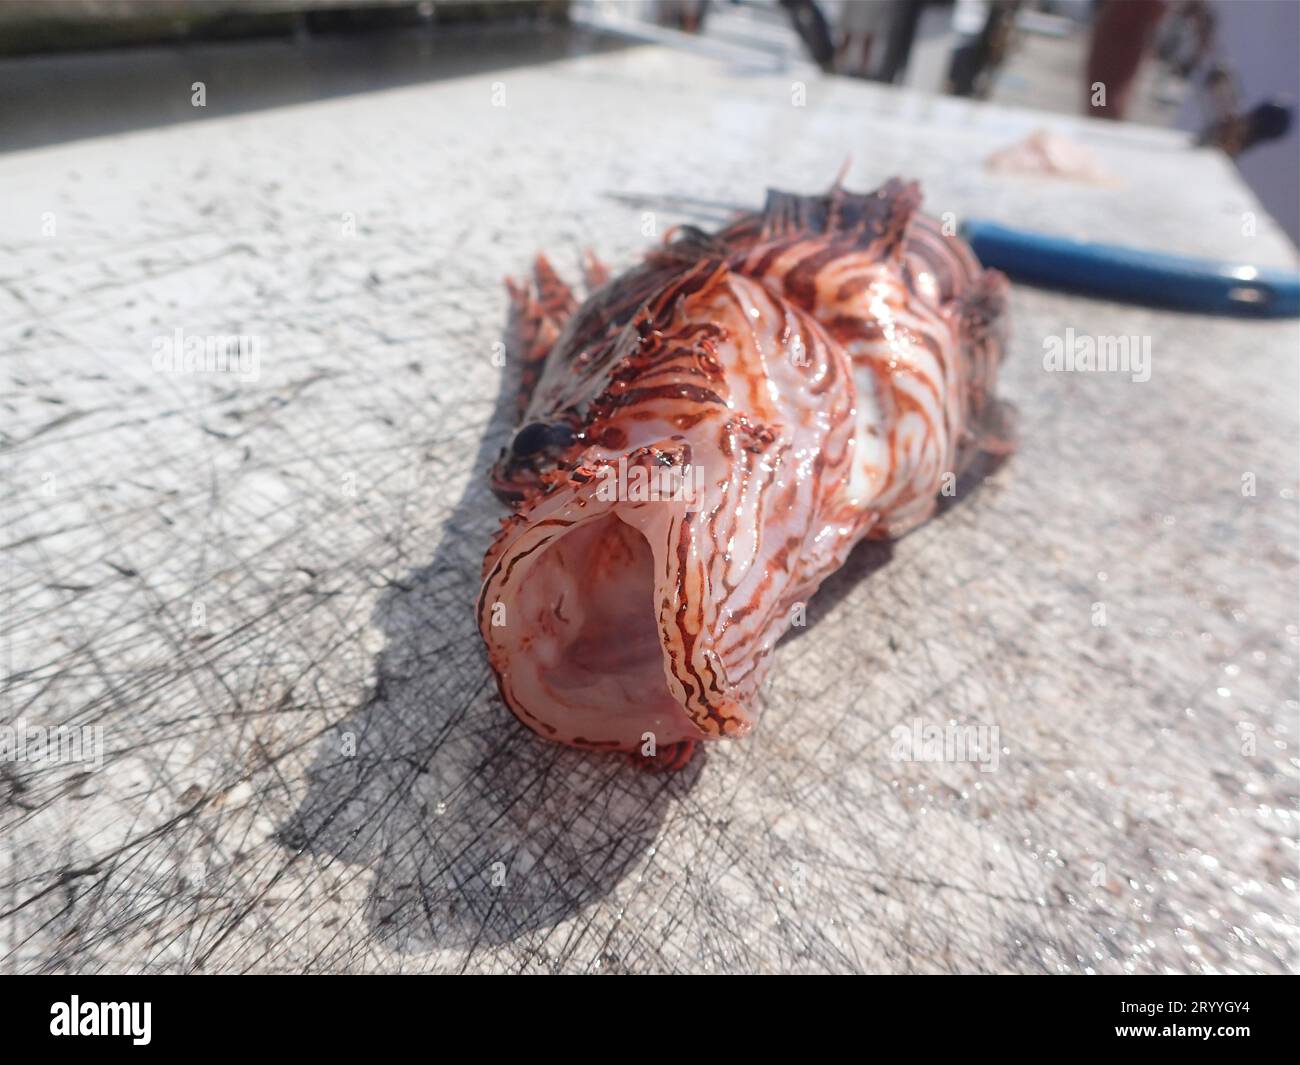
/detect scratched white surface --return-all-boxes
[2,34,1298,974]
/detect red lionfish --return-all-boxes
[477,178,1012,770]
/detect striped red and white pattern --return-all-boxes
[478,179,1011,769]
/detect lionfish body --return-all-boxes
[478,179,1011,769]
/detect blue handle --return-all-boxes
[961,219,1300,318]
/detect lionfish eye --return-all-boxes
[511,423,549,457]
[512,422,572,457]
[544,423,574,448]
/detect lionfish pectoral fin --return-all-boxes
[504,254,580,416]
[504,277,558,415]
[532,253,579,323]
[581,248,611,292]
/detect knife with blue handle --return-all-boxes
[961,219,1300,318]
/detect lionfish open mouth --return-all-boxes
[477,178,1012,770]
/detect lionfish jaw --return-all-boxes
[476,461,845,762]
[476,468,726,759]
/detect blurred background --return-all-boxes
[1,0,1297,244]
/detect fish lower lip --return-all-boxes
[481,502,700,753]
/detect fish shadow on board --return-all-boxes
[278,299,706,957]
